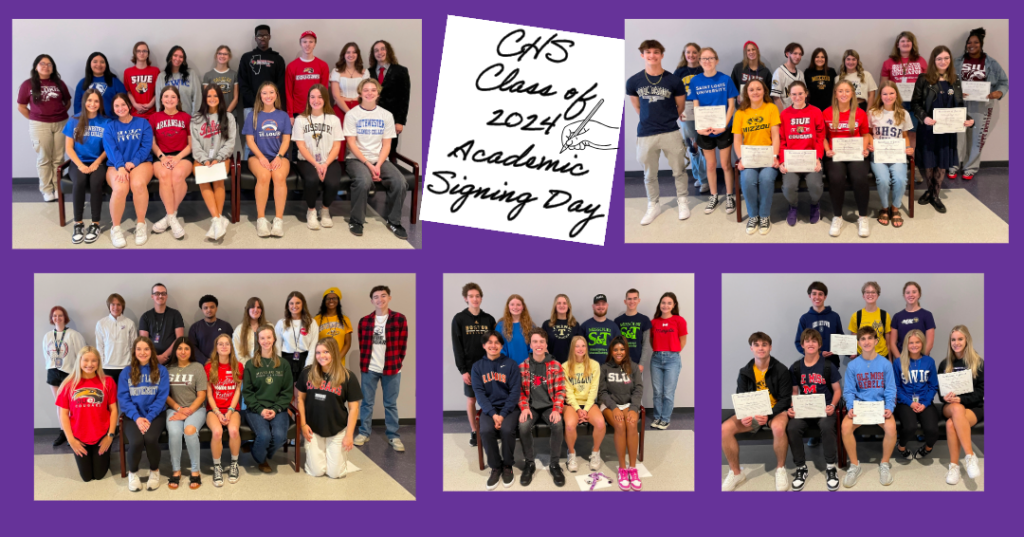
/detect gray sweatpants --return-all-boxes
[346,159,407,226]
[951,100,999,176]
[635,130,688,204]
[782,172,823,206]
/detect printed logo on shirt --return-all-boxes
[800,372,826,394]
[116,128,145,143]
[131,75,153,94]
[38,85,62,102]
[168,372,194,386]
[315,393,327,401]
[550,323,574,340]
[532,374,545,387]
[307,378,343,396]
[586,329,613,347]
[855,371,885,389]
[355,118,385,136]
[481,371,507,384]
[890,61,923,79]
[619,324,640,345]
[128,374,159,396]
[373,325,386,345]
[607,371,632,384]
[250,55,275,75]
[693,81,729,97]
[742,115,768,133]
[899,317,921,325]
[77,124,105,139]
[811,320,831,330]
[198,121,222,139]
[211,77,233,94]
[296,67,321,81]
[259,119,281,137]
[72,387,104,406]
[961,62,985,82]
[165,77,192,88]
[635,84,672,103]
[89,81,109,93]
[905,369,930,383]
[464,322,490,336]
[156,118,188,131]
[810,74,830,90]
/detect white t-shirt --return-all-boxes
[330,69,370,100]
[343,105,397,164]
[275,318,320,365]
[41,328,86,373]
[868,108,915,139]
[841,71,878,103]
[292,113,343,163]
[771,65,805,110]
[370,314,388,374]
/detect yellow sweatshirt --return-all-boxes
[562,358,600,411]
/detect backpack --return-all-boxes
[855,309,888,340]
[790,359,833,396]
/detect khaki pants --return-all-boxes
[29,119,67,195]
[304,428,350,478]
[635,131,688,204]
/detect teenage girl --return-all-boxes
[156,46,200,115]
[294,84,343,230]
[243,325,294,473]
[125,41,160,118]
[149,86,193,240]
[56,346,117,482]
[804,48,836,112]
[889,281,936,359]
[880,32,927,151]
[314,287,352,367]
[74,52,126,118]
[673,42,707,192]
[205,333,244,486]
[43,306,86,446]
[649,292,687,429]
[63,89,108,244]
[118,337,170,491]
[202,46,239,119]
[562,335,605,473]
[17,54,71,201]
[298,338,362,478]
[893,330,939,462]
[242,81,292,238]
[496,294,536,364]
[103,93,154,248]
[689,47,738,215]
[599,336,642,491]
[822,81,871,238]
[951,28,1008,181]
[233,297,268,363]
[732,79,781,236]
[164,337,207,490]
[541,294,580,364]
[191,84,236,240]
[730,41,771,105]
[276,291,319,406]
[938,325,984,485]
[847,281,891,359]
[867,82,914,228]
[330,42,369,126]
[778,81,825,226]
[839,50,877,111]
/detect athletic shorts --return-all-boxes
[464,382,475,398]
[160,150,194,163]
[46,368,69,387]
[697,133,733,151]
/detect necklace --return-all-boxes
[644,71,663,85]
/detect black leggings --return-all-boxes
[895,403,940,448]
[122,413,167,473]
[298,160,342,209]
[73,440,111,482]
[69,163,107,222]
[826,159,871,217]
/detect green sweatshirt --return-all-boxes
[242,357,293,413]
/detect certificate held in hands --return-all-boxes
[831,137,863,162]
[896,82,915,102]
[784,150,816,173]
[694,105,726,131]
[933,107,968,134]
[741,145,774,168]
[961,81,991,102]
[830,334,857,356]
[873,138,906,164]
[852,400,885,425]
[732,390,773,420]
[793,394,826,419]
[938,369,974,396]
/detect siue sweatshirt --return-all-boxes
[190,113,237,164]
[893,355,938,407]
[598,361,643,413]
[117,364,170,421]
[471,355,521,417]
[844,354,896,412]
[102,117,153,169]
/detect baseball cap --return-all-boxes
[300,31,317,42]
[593,294,607,304]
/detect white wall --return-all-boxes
[442,273,695,412]
[624,19,1009,172]
[12,19,422,179]
[720,274,984,409]
[34,273,416,428]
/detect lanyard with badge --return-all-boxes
[292,321,303,362]
[151,312,165,345]
[311,114,326,164]
[53,329,67,368]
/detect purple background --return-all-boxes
[5,2,1016,527]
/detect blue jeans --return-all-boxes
[246,409,289,464]
[870,161,908,209]
[740,167,778,218]
[650,351,682,423]
[359,371,401,440]
[681,120,707,185]
[166,407,207,472]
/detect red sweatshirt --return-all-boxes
[779,104,825,163]
[286,57,330,115]
[822,107,870,142]
[124,66,161,117]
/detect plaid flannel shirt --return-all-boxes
[358,310,408,375]
[518,358,566,413]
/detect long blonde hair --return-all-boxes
[900,329,926,383]
[868,81,907,127]
[831,80,859,136]
[568,335,592,379]
[308,337,349,391]
[740,43,762,70]
[208,333,241,386]
[944,325,983,378]
[676,42,700,70]
[840,49,866,83]
[252,324,281,369]
[58,346,106,396]
[238,297,267,360]
[548,294,578,328]
[501,294,533,346]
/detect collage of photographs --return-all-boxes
[8,9,1009,535]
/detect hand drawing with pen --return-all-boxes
[423,16,624,245]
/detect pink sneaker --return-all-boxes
[629,467,643,491]
[617,468,630,491]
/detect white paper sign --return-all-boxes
[194,164,228,184]
[422,16,623,245]
[793,394,827,419]
[830,334,857,356]
[938,370,975,396]
[852,400,885,425]
[831,137,864,162]
[961,81,991,102]
[694,105,726,131]
[933,107,968,134]
[741,145,774,168]
[783,150,816,173]
[682,99,694,121]
[732,390,773,420]
[896,82,915,102]
[873,138,907,164]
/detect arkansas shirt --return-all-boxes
[148,111,190,153]
[124,66,160,117]
[205,361,243,412]
[779,104,825,162]
[56,375,116,444]
[651,315,688,352]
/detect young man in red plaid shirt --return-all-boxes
[353,285,409,452]
[517,329,568,487]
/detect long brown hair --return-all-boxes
[194,83,230,140]
[308,337,349,391]
[889,31,921,62]
[653,292,680,318]
[868,81,907,126]
[73,89,106,144]
[252,324,281,369]
[607,336,632,377]
[159,85,182,113]
[238,297,267,359]
[251,81,282,131]
[737,78,769,111]
[676,42,700,70]
[128,337,160,387]
[368,40,399,71]
[741,42,763,70]
[548,294,578,328]
[302,84,335,118]
[335,42,365,74]
[208,333,241,385]
[501,294,533,345]
[283,291,314,332]
[924,45,957,85]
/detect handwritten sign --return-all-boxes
[422,16,623,245]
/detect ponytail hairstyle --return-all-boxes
[840,49,866,83]
[964,27,986,56]
[831,80,859,136]
[900,329,926,383]
[29,54,67,104]
[944,325,982,379]
[740,42,762,70]
[903,281,922,307]
[73,88,106,144]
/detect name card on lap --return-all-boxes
[194,164,228,184]
[421,16,623,245]
[741,145,773,168]
[873,138,906,164]
[732,390,773,420]
[784,150,816,173]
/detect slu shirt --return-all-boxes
[686,72,739,137]
[732,102,781,147]
[56,375,117,445]
[579,318,621,361]
[793,359,841,408]
[242,109,292,158]
[625,69,685,137]
[868,109,914,140]
[614,313,652,364]
[753,364,776,407]
[891,309,936,353]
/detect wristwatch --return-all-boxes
[107,432,114,438]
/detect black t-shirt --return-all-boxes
[139,307,185,353]
[626,69,686,137]
[542,319,579,364]
[297,367,363,437]
[805,67,837,113]
[793,358,841,407]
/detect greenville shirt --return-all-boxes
[542,318,580,364]
[771,65,805,109]
[625,69,685,137]
[881,57,928,83]
[166,361,208,407]
[579,318,622,361]
[614,313,652,364]
[822,107,870,142]
[343,105,396,163]
[840,71,878,104]
[297,367,363,438]
[686,72,739,137]
[868,108,914,140]
[848,309,893,357]
[138,307,185,354]
[779,104,825,163]
[124,65,161,117]
[62,116,109,164]
[793,358,841,407]
[651,315,688,352]
[41,328,86,373]
[56,375,117,444]
[891,309,936,353]
[370,314,388,373]
[205,361,243,412]
[18,78,70,122]
[731,102,781,147]
[242,108,292,158]
[293,113,344,163]
[203,68,238,108]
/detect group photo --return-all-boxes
[441,273,694,492]
[12,19,422,250]
[624,19,1008,244]
[720,274,983,492]
[34,273,416,501]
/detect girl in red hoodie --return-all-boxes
[779,81,826,227]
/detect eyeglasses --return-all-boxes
[699,57,716,62]
[152,292,167,297]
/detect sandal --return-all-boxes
[892,211,904,228]
[168,473,181,490]
[876,207,890,226]
[189,473,202,490]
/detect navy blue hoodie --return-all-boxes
[795,306,844,355]
[471,355,521,417]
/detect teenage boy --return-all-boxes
[355,286,409,452]
[614,289,652,373]
[95,293,136,380]
[285,31,330,122]
[771,43,805,110]
[472,330,521,490]
[138,283,185,365]
[451,282,496,447]
[794,281,845,369]
[517,329,567,487]
[841,327,897,488]
[786,329,842,491]
[580,294,621,362]
[626,39,690,226]
[187,295,233,365]
[847,281,892,360]
[239,24,287,156]
[721,332,792,492]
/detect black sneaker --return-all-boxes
[520,461,536,486]
[486,468,501,490]
[704,195,720,214]
[826,465,840,491]
[792,465,808,491]
[228,461,240,484]
[550,464,566,487]
[469,432,477,447]
[387,222,408,239]
[745,216,758,235]
[725,194,737,214]
[896,446,913,460]
[212,464,224,487]
[53,430,68,447]
[349,222,364,236]
[501,466,514,488]
[72,224,85,244]
[84,223,101,243]
[915,445,933,459]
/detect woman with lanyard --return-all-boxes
[102,93,154,248]
[867,82,914,228]
[298,337,362,478]
[234,297,269,364]
[330,42,369,127]
[148,86,193,240]
[17,54,71,201]
[892,329,939,462]
[938,325,984,485]
[56,346,117,482]
[276,291,319,407]
[730,41,771,106]
[294,84,343,231]
[63,89,108,244]
[779,81,826,227]
[732,78,781,236]
[880,32,927,154]
[912,45,974,214]
[839,50,876,112]
[313,287,352,368]
[206,333,244,486]
[804,48,836,113]
[42,306,86,447]
[889,281,936,360]
[951,27,1009,181]
[822,80,871,238]
[688,47,739,216]
[163,337,207,490]
[673,42,707,193]
[74,52,126,119]
[243,324,293,473]
[191,84,236,241]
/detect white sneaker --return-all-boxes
[151,215,169,233]
[390,438,405,452]
[306,208,321,230]
[353,434,369,446]
[722,470,745,491]
[147,469,161,490]
[128,471,141,491]
[566,453,578,472]
[110,226,127,248]
[589,452,601,471]
[857,216,870,238]
[829,216,844,237]
[677,197,690,220]
[206,218,218,240]
[42,190,58,201]
[879,461,893,486]
[271,217,284,237]
[256,217,271,237]
[320,207,334,228]
[699,183,710,193]
[216,215,229,240]
[640,203,661,226]
[168,214,185,239]
[965,454,980,479]
[134,221,148,245]
[946,463,961,485]
[775,467,790,491]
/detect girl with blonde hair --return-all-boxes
[298,337,362,478]
[56,346,118,482]
[242,81,292,237]
[561,335,606,473]
[839,49,876,111]
[867,81,914,227]
[206,333,244,486]
[822,80,872,238]
[892,330,939,461]
[938,325,984,485]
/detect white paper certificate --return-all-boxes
[852,400,885,425]
[741,145,774,168]
[194,164,228,184]
[961,81,991,102]
[830,334,857,356]
[732,390,773,420]
[784,150,816,173]
[938,370,975,396]
[831,137,864,162]
[694,105,726,131]
[896,82,915,102]
[683,100,694,122]
[793,394,827,419]
[873,138,907,164]
[933,107,968,134]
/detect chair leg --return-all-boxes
[475,412,485,471]
[735,171,743,223]
[638,407,645,463]
[908,158,915,218]
[58,184,67,227]
[410,162,420,224]
[294,427,301,473]
[118,415,127,478]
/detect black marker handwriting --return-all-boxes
[475,63,558,96]
[563,83,599,120]
[496,29,574,64]
[447,140,589,176]
[487,109,561,135]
